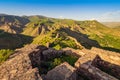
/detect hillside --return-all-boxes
[0,15,120,52]
[0,15,120,65]
[102,22,120,28]
[0,15,120,80]
[22,17,120,52]
[0,29,33,49]
[0,14,29,33]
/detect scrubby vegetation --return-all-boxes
[40,54,78,74]
[22,16,120,52]
[0,49,13,64]
[89,33,120,52]
[32,30,82,50]
[0,15,120,65]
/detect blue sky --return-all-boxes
[0,0,120,22]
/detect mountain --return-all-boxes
[0,14,120,80]
[0,14,120,63]
[0,14,29,33]
[22,18,120,52]
[0,29,33,49]
[0,15,120,52]
[102,22,120,28]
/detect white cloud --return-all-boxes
[59,16,64,19]
[90,18,96,20]
[97,10,120,22]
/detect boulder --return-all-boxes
[75,53,96,68]
[0,44,46,80]
[45,62,76,80]
[63,48,85,57]
[76,61,118,80]
[92,55,120,79]
[42,48,63,60]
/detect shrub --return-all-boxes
[39,54,78,74]
[0,49,13,64]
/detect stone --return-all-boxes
[92,55,120,79]
[0,44,120,80]
[77,62,118,80]
[42,48,63,60]
[74,50,120,80]
[75,53,96,68]
[45,62,77,80]
[62,48,85,57]
[0,44,45,80]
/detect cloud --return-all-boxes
[59,16,64,19]
[97,11,120,22]
[90,18,96,20]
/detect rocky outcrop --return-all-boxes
[0,15,29,34]
[0,44,120,80]
[75,48,120,80]
[75,57,118,80]
[0,44,46,80]
[45,62,76,80]
[92,55,120,79]
[74,53,96,68]
[81,47,120,66]
[62,47,85,57]
[77,61,118,80]
[42,48,64,61]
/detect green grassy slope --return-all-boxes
[23,17,120,51]
[0,49,14,64]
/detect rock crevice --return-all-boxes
[0,44,120,80]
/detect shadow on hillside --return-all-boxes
[0,29,33,49]
[101,47,120,53]
[57,28,120,53]
[58,28,100,49]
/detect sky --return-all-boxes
[0,0,120,22]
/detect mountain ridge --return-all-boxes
[0,14,120,80]
[0,14,120,64]
[0,14,120,52]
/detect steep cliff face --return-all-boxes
[23,23,50,36]
[0,15,29,33]
[0,44,120,80]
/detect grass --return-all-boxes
[89,33,120,52]
[97,34,120,48]
[0,49,14,64]
[23,17,120,52]
[33,30,82,50]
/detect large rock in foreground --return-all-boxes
[0,44,120,80]
[0,44,46,80]
[45,62,76,80]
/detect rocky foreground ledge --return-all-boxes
[0,44,120,80]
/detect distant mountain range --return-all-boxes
[102,22,120,28]
[0,14,120,52]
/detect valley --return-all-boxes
[0,14,120,80]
